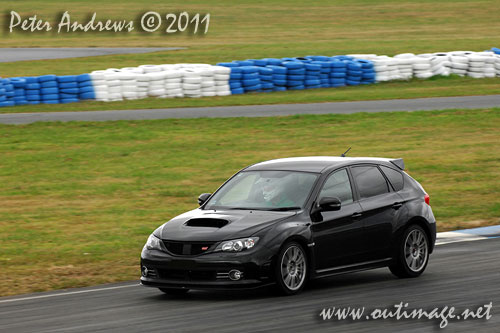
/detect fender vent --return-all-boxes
[185,218,229,228]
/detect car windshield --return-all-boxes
[204,170,318,211]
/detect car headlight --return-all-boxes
[217,237,259,252]
[144,234,162,251]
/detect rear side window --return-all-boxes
[380,166,404,191]
[351,166,389,199]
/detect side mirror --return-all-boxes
[316,197,342,212]
[198,193,212,206]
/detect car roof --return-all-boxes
[244,156,404,173]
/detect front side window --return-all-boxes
[318,169,353,204]
[205,170,318,210]
[351,165,389,199]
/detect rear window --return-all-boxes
[351,165,389,199]
[380,166,404,191]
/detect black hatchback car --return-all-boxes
[141,157,436,295]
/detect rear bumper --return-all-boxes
[140,246,275,290]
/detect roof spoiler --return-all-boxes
[390,158,405,170]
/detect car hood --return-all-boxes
[157,209,297,242]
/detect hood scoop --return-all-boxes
[185,218,229,228]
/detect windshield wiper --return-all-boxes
[267,207,302,211]
[227,207,267,211]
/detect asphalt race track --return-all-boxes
[1,94,500,124]
[0,48,185,63]
[0,238,498,333]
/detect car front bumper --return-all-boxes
[140,246,276,290]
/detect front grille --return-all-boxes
[158,269,217,281]
[163,240,215,256]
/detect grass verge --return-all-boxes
[0,108,499,296]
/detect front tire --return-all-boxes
[390,224,430,278]
[274,242,308,295]
[158,288,189,296]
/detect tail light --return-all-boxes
[424,193,430,205]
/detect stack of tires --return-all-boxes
[39,75,59,104]
[10,78,27,106]
[494,55,500,77]
[0,79,7,107]
[58,76,80,104]
[412,57,433,79]
[241,66,261,93]
[25,78,41,105]
[303,61,322,89]
[329,59,347,87]
[283,61,305,91]
[357,60,376,84]
[227,65,244,95]
[1,79,15,107]
[449,54,469,76]
[267,64,287,91]
[393,54,415,80]
[77,74,96,101]
[258,67,274,92]
[429,54,450,77]
[90,71,110,101]
[213,66,231,96]
[345,59,363,86]
[180,69,202,98]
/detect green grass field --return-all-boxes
[1,109,499,296]
[1,0,500,113]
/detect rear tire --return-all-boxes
[158,288,189,296]
[390,224,430,278]
[274,242,308,296]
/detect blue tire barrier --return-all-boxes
[23,77,38,84]
[78,80,93,88]
[28,101,40,105]
[330,78,346,85]
[258,67,273,75]
[231,88,244,94]
[229,82,242,89]
[295,57,311,62]
[80,92,96,100]
[41,81,58,88]
[272,74,287,80]
[362,73,376,79]
[244,84,261,91]
[41,88,58,95]
[288,85,305,90]
[14,89,25,96]
[230,72,242,80]
[61,98,80,103]
[235,60,254,66]
[217,62,240,67]
[26,95,41,101]
[239,66,259,74]
[26,83,41,89]
[260,74,273,81]
[347,62,363,71]
[330,72,347,78]
[60,88,80,94]
[15,100,28,106]
[42,94,59,100]
[0,96,6,102]
[262,82,274,89]
[57,75,77,83]
[273,86,287,91]
[330,60,346,68]
[288,74,305,80]
[242,72,259,80]
[305,63,321,71]
[60,93,78,99]
[346,80,361,86]
[42,100,59,104]
[11,78,27,88]
[305,79,321,86]
[263,58,282,66]
[282,61,304,69]
[38,75,57,82]
[273,79,287,86]
[242,79,260,86]
[249,59,268,66]
[267,65,287,74]
[0,101,15,107]
[321,83,330,88]
[59,82,78,89]
[287,68,306,75]
[331,83,345,87]
[76,74,91,82]
[79,86,94,93]
[286,80,303,87]
[281,57,297,62]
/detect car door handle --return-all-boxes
[392,202,404,209]
[351,212,363,218]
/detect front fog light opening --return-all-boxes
[141,266,149,277]
[228,269,243,281]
